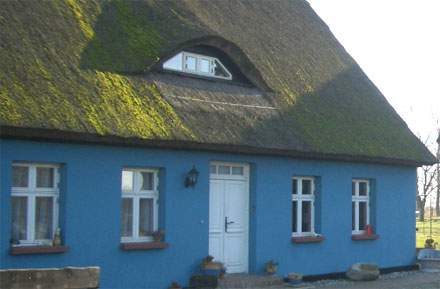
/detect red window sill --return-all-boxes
[291,235,325,244]
[352,234,380,241]
[10,245,69,255]
[120,242,169,251]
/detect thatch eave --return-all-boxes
[1,126,435,167]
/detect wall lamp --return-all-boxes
[185,165,199,188]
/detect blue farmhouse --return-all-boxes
[0,1,436,289]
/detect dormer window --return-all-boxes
[163,52,232,80]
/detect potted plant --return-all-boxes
[10,238,19,246]
[265,260,278,275]
[425,238,437,249]
[200,255,225,277]
[53,227,62,246]
[286,272,303,285]
[152,230,165,242]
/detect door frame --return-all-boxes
[209,161,250,273]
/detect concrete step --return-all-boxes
[217,274,284,288]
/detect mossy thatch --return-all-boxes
[0,0,435,165]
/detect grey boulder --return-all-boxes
[346,263,379,281]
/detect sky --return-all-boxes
[308,0,440,152]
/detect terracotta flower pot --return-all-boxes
[265,260,278,275]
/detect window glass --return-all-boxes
[12,166,28,188]
[352,180,371,232]
[11,196,27,241]
[352,181,356,196]
[292,201,297,233]
[36,167,54,188]
[35,197,54,239]
[301,201,312,232]
[185,56,196,71]
[359,202,367,230]
[120,169,159,241]
[121,198,133,237]
[302,179,312,195]
[218,165,231,175]
[292,177,316,236]
[163,52,232,80]
[162,52,183,71]
[11,164,59,244]
[141,172,154,191]
[213,59,231,78]
[210,165,217,174]
[359,182,368,196]
[231,166,244,175]
[292,179,298,195]
[121,170,133,192]
[139,198,154,237]
[199,58,211,73]
[352,202,355,230]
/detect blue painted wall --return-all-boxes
[0,139,417,289]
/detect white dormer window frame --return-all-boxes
[163,51,232,80]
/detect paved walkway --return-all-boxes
[313,271,440,289]
[229,271,440,289]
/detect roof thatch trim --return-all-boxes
[0,126,434,167]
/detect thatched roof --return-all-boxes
[0,0,435,165]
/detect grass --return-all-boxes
[416,217,440,248]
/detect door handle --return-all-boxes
[225,216,235,232]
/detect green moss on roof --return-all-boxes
[0,0,435,164]
[80,0,166,72]
[67,0,95,40]
[0,0,193,139]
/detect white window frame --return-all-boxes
[121,168,159,243]
[209,162,248,181]
[352,179,370,235]
[164,51,232,80]
[292,177,315,237]
[11,163,60,246]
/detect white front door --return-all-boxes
[209,162,249,273]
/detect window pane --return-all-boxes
[302,179,312,195]
[121,198,133,237]
[292,201,297,233]
[141,172,154,191]
[121,170,133,192]
[11,196,27,241]
[359,182,368,196]
[139,199,154,237]
[12,166,29,187]
[163,52,183,71]
[35,197,54,240]
[292,179,298,195]
[352,181,356,196]
[213,59,231,78]
[36,167,54,188]
[218,165,230,175]
[185,56,196,71]
[301,201,312,232]
[231,167,244,175]
[199,58,210,73]
[359,202,367,230]
[210,165,217,174]
[352,202,355,230]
